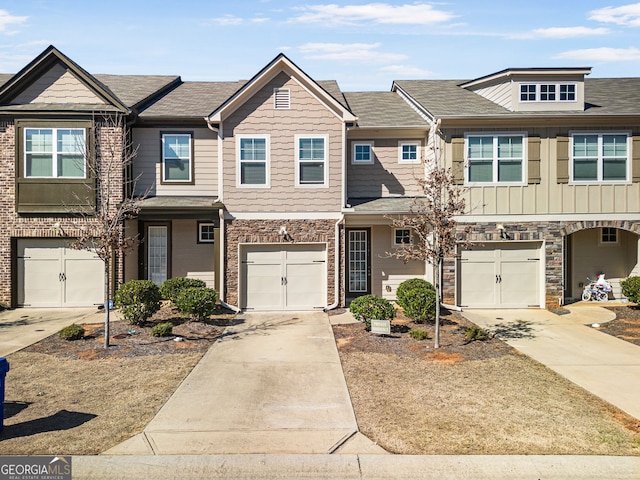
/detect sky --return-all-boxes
[1,1,640,91]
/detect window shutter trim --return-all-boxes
[527,135,541,184]
[451,137,464,185]
[556,135,569,184]
[632,135,640,182]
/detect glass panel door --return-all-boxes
[348,230,368,293]
[148,226,168,286]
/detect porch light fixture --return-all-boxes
[497,224,511,240]
[279,226,293,242]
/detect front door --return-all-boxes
[147,225,168,286]
[347,228,371,297]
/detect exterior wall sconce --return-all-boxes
[497,224,511,240]
[279,226,293,242]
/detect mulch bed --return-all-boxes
[600,305,640,346]
[332,308,513,363]
[22,305,237,360]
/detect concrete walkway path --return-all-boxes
[106,311,382,455]
[0,307,103,357]
[462,305,640,421]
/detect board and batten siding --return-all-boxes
[347,138,425,198]
[443,126,640,215]
[132,127,218,197]
[221,72,343,212]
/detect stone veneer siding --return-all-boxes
[224,219,339,308]
[0,120,126,306]
[443,219,640,310]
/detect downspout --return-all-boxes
[324,214,345,311]
[206,119,240,312]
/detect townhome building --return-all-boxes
[1,45,639,311]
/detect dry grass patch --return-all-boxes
[333,310,640,455]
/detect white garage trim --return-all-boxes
[239,243,327,311]
[457,241,544,308]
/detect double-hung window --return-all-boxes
[571,133,629,182]
[296,135,327,186]
[238,135,269,187]
[25,127,86,178]
[466,134,525,184]
[162,133,192,183]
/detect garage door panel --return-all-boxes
[459,242,541,308]
[64,257,104,307]
[241,244,326,311]
[500,260,540,308]
[18,259,61,307]
[244,263,282,310]
[459,261,496,308]
[285,262,325,309]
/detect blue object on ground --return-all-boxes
[0,357,9,432]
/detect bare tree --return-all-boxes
[71,113,142,348]
[388,133,468,348]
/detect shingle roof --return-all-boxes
[347,197,418,213]
[317,80,350,110]
[94,74,180,109]
[395,78,640,118]
[138,81,247,118]
[343,91,428,128]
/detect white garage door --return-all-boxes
[458,242,542,308]
[17,239,104,307]
[241,244,326,311]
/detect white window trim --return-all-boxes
[162,133,192,183]
[24,127,87,178]
[464,132,528,186]
[600,227,619,245]
[392,228,412,247]
[274,88,290,109]
[236,134,270,188]
[519,82,578,103]
[352,141,374,165]
[295,134,329,188]
[198,222,216,243]
[569,131,631,184]
[398,141,421,164]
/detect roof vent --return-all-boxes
[274,88,290,109]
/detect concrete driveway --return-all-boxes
[107,311,382,455]
[0,307,103,357]
[462,305,640,421]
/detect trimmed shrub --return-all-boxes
[114,280,161,326]
[409,329,430,340]
[621,276,640,304]
[349,294,396,328]
[160,277,207,303]
[151,321,174,337]
[465,325,488,342]
[176,287,218,321]
[396,278,436,323]
[396,278,434,309]
[59,323,85,341]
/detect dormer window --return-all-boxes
[519,83,577,103]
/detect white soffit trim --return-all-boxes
[230,211,343,220]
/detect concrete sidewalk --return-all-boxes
[462,305,640,420]
[0,307,105,356]
[73,454,640,479]
[106,311,383,455]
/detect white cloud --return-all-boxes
[531,26,610,38]
[251,17,269,24]
[210,15,243,26]
[0,9,27,34]
[291,3,455,26]
[590,3,640,26]
[299,42,407,63]
[554,46,640,62]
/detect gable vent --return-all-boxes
[274,88,290,109]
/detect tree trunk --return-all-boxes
[434,256,441,349]
[104,256,110,349]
